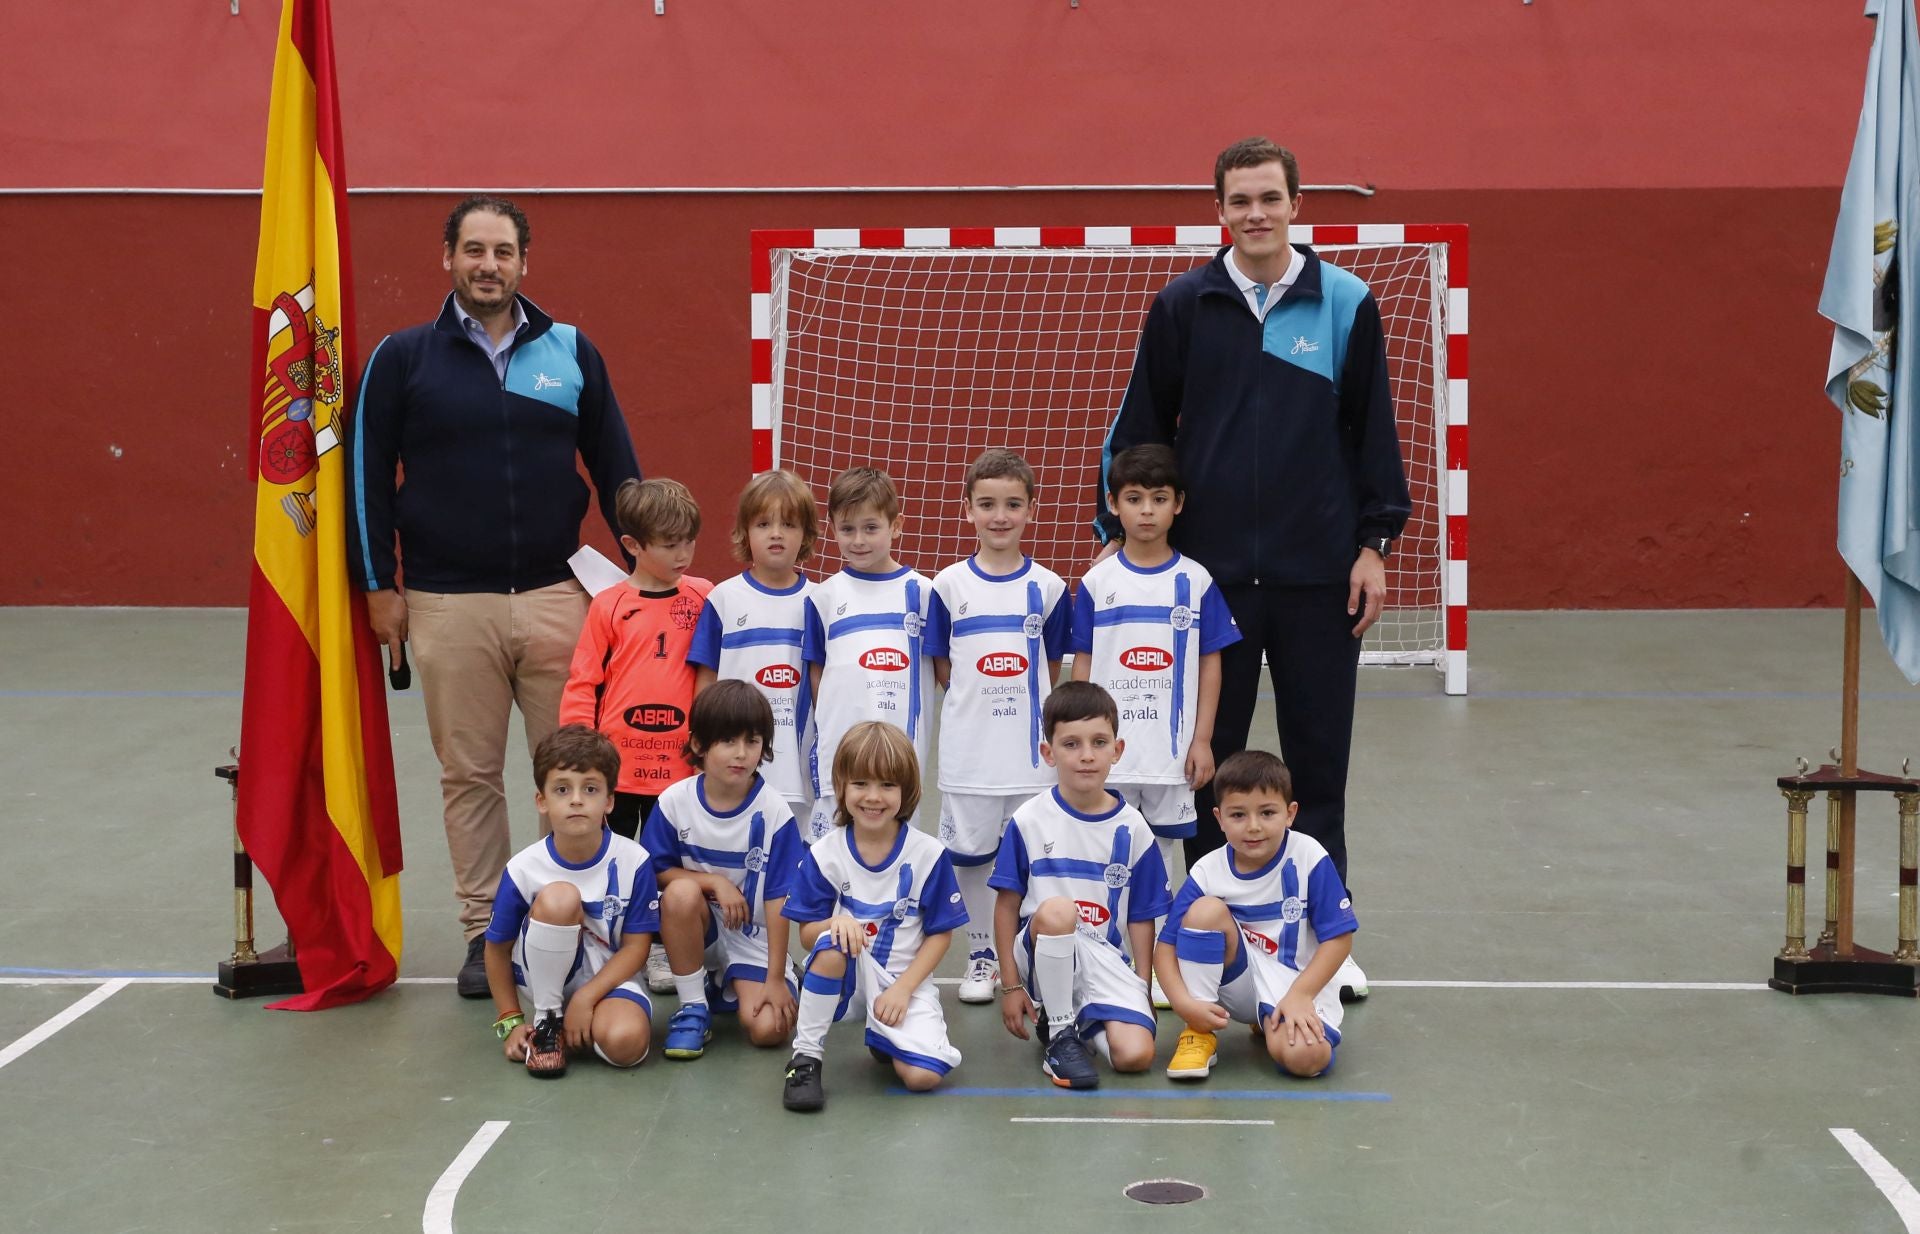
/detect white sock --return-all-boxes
[673,969,707,1008]
[522,919,580,1018]
[792,947,844,1059]
[1175,927,1226,1008]
[1033,930,1078,1035]
[955,863,996,956]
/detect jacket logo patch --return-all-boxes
[1290,336,1320,355]
[533,372,563,390]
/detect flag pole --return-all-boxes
[1837,570,1862,956]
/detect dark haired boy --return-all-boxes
[641,680,803,1060]
[989,682,1169,1090]
[1154,749,1354,1081]
[482,724,660,1078]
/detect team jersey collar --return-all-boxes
[1200,243,1322,303]
[845,819,909,872]
[966,555,1032,583]
[842,564,912,583]
[1228,830,1291,881]
[545,826,612,871]
[695,772,765,818]
[742,570,807,596]
[1050,785,1126,823]
[1116,548,1184,576]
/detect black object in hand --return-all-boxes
[389,645,411,691]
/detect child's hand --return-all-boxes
[564,990,597,1051]
[757,978,797,1033]
[1267,991,1325,1047]
[502,1023,532,1062]
[710,880,750,930]
[1174,995,1231,1032]
[1185,739,1216,792]
[828,915,869,957]
[872,983,910,1027]
[1001,985,1038,1040]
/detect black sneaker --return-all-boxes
[783,1053,826,1112]
[525,1014,567,1079]
[456,936,489,999]
[1042,1029,1100,1090]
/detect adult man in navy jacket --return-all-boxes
[1096,139,1409,999]
[347,196,641,997]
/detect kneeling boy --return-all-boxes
[1155,750,1356,1080]
[991,682,1170,1089]
[484,725,662,1077]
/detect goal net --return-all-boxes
[751,225,1468,694]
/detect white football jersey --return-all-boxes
[483,830,662,977]
[802,566,934,794]
[1071,551,1241,785]
[640,773,803,935]
[926,557,1071,793]
[782,825,967,976]
[1161,830,1357,974]
[689,572,816,805]
[988,787,1170,961]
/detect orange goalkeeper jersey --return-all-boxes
[560,576,714,795]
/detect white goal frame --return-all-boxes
[750,224,1469,695]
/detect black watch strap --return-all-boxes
[1360,535,1393,560]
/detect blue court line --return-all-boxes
[891,1085,1390,1103]
[0,966,210,979]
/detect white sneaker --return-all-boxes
[1151,974,1172,1010]
[1335,954,1369,1003]
[645,945,675,994]
[957,951,998,1004]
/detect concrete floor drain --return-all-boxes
[1124,1179,1206,1205]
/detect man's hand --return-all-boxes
[367,588,408,671]
[1348,548,1387,637]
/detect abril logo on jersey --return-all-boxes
[860,647,909,671]
[756,664,801,689]
[976,652,1028,677]
[1119,646,1172,672]
[1240,925,1279,956]
[624,703,686,732]
[1074,900,1111,927]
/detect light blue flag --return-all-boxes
[1822,0,1920,684]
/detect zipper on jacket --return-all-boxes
[499,347,519,592]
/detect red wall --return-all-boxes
[0,2,1875,607]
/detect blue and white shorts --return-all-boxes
[1011,922,1155,1037]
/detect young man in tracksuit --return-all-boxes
[347,195,642,998]
[1095,138,1410,1001]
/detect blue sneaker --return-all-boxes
[1042,1028,1100,1090]
[663,1003,713,1060]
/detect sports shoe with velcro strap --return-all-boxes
[1166,1028,1218,1080]
[1041,1028,1100,1090]
[663,1003,713,1060]
[783,1054,826,1112]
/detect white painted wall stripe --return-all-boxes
[1832,1129,1920,1232]
[0,980,127,1071]
[423,1121,511,1234]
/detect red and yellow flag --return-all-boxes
[237,0,403,1010]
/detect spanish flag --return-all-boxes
[237,0,404,1010]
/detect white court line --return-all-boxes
[1011,1116,1274,1126]
[423,1120,510,1234]
[1832,1128,1920,1232]
[0,975,1775,991]
[0,980,128,1071]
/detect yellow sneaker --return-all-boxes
[1166,1029,1217,1080]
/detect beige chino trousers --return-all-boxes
[406,580,589,939]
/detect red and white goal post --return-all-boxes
[750,224,1468,695]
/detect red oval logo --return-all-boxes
[755,664,801,689]
[859,648,910,671]
[976,652,1028,677]
[623,703,687,733]
[1074,900,1111,927]
[1118,646,1172,671]
[1240,925,1278,956]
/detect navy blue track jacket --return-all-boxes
[1096,245,1411,587]
[347,295,640,594]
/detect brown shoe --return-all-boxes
[524,1014,567,1078]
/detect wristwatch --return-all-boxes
[1359,535,1393,560]
[493,1011,525,1040]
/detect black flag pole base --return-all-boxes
[214,943,304,1000]
[1770,945,1919,997]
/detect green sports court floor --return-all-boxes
[2,608,1918,1233]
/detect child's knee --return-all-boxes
[745,1014,791,1049]
[1272,1037,1333,1078]
[1108,1031,1156,1073]
[659,878,706,917]
[1031,897,1079,934]
[807,944,848,977]
[895,1064,943,1092]
[1183,896,1232,930]
[594,1015,651,1068]
[530,881,583,922]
